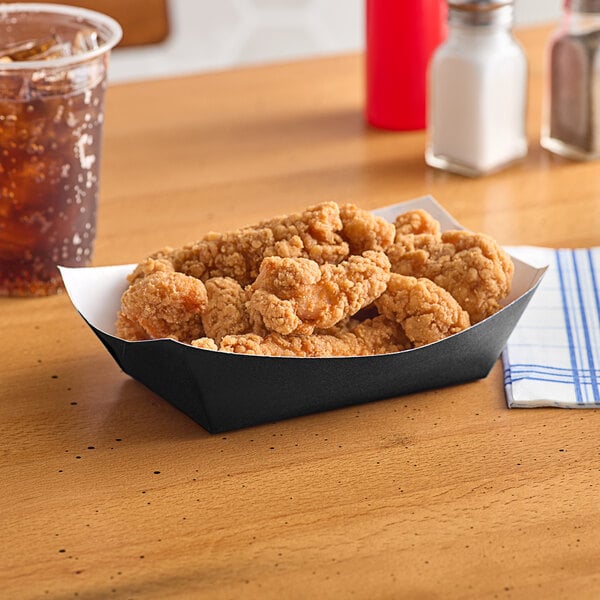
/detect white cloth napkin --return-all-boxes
[502,246,600,408]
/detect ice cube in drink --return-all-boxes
[0,35,72,62]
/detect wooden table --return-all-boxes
[3,25,600,599]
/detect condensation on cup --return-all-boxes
[0,3,122,296]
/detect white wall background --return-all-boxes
[109,0,563,83]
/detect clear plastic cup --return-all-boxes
[0,3,122,296]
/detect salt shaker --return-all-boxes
[541,0,600,160]
[425,0,528,176]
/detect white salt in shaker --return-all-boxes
[541,0,600,160]
[425,0,528,177]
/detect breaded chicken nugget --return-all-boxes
[387,211,513,323]
[201,277,256,343]
[375,273,470,347]
[163,202,351,285]
[248,251,391,335]
[394,209,441,238]
[116,271,207,343]
[339,203,396,253]
[214,315,408,357]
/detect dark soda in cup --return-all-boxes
[0,4,121,296]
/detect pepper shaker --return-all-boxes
[541,0,600,160]
[425,0,528,176]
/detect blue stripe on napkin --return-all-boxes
[502,247,600,408]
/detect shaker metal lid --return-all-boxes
[449,0,513,9]
[567,0,600,13]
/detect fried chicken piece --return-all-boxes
[394,209,441,238]
[116,271,207,343]
[386,210,443,276]
[387,218,514,323]
[339,203,396,254]
[215,315,408,357]
[158,202,351,286]
[201,277,256,343]
[190,337,218,351]
[114,313,150,341]
[375,273,470,347]
[439,230,514,322]
[248,250,391,335]
[332,315,411,354]
[127,251,175,284]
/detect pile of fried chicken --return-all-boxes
[116,202,514,357]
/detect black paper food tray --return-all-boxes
[60,197,546,433]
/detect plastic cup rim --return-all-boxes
[0,2,123,70]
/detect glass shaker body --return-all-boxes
[541,4,600,160]
[425,3,528,177]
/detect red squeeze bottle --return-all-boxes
[366,0,447,131]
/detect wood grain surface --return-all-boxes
[2,25,600,599]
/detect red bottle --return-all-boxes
[366,0,447,131]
